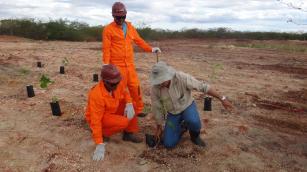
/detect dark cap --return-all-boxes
[112,2,127,16]
[100,64,122,83]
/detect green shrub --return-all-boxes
[235,43,307,53]
[0,18,102,41]
[0,18,306,41]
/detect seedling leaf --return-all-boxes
[52,96,58,103]
[62,57,69,66]
[40,74,53,89]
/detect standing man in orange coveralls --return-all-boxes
[102,2,161,117]
[85,64,142,161]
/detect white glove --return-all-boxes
[124,103,135,120]
[152,47,161,53]
[92,143,106,161]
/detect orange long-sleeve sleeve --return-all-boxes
[86,88,105,144]
[123,88,132,103]
[102,27,112,64]
[131,25,152,52]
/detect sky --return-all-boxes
[0,0,307,32]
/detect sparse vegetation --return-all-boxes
[235,43,307,53]
[0,18,102,41]
[0,19,306,41]
[137,27,307,41]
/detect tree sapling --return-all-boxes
[39,74,54,89]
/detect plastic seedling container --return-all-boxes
[60,66,65,74]
[204,97,212,111]
[37,62,42,68]
[145,134,157,148]
[26,85,35,98]
[50,97,62,116]
[93,74,99,82]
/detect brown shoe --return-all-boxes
[122,132,143,143]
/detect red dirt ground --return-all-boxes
[0,36,306,172]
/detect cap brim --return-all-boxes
[150,70,175,86]
[104,75,122,83]
[112,11,127,16]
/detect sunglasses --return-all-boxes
[104,81,120,87]
[114,15,126,20]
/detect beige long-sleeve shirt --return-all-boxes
[151,71,210,125]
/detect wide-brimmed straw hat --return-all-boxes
[150,61,175,86]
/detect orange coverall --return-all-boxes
[85,81,139,144]
[102,21,152,114]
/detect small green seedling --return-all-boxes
[19,68,31,75]
[159,98,168,120]
[159,97,176,130]
[62,57,69,66]
[210,63,224,81]
[143,104,152,114]
[40,74,54,89]
[51,96,58,103]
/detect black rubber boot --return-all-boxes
[189,130,206,147]
[103,136,110,142]
[137,112,147,118]
[180,121,188,137]
[123,132,142,143]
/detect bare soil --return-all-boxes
[0,36,306,172]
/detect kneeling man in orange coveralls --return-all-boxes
[85,64,142,161]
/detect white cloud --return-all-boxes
[0,0,306,32]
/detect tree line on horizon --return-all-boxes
[0,18,306,41]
